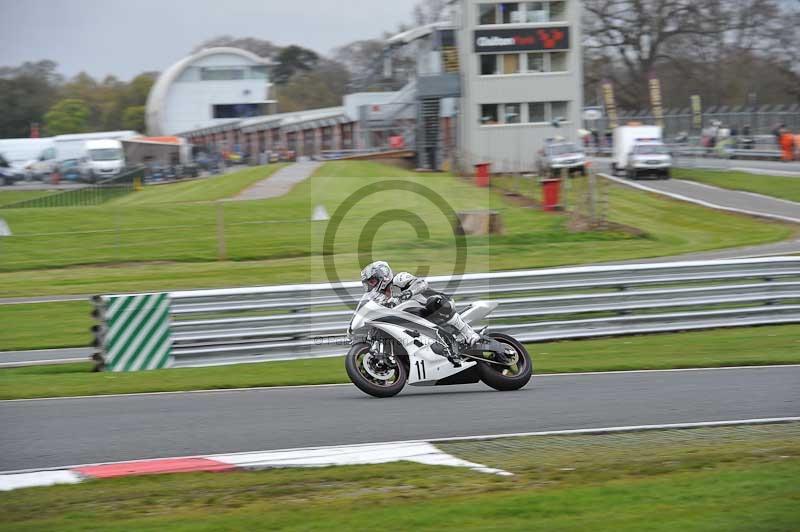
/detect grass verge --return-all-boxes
[0,300,90,351]
[0,161,794,298]
[0,190,58,207]
[1,324,798,399]
[110,164,288,205]
[673,168,800,202]
[1,424,797,531]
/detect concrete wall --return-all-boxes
[456,0,583,172]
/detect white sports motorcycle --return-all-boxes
[345,293,533,397]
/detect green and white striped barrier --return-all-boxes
[92,293,173,372]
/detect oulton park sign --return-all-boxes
[474,27,570,53]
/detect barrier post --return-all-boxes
[217,202,227,260]
[91,293,173,372]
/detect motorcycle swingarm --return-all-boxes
[463,338,515,364]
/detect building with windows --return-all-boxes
[168,1,582,172]
[456,0,582,170]
[146,47,277,136]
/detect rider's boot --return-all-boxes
[446,313,480,346]
[431,341,461,368]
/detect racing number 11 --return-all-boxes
[415,360,426,380]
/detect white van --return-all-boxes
[82,139,126,181]
[612,126,672,179]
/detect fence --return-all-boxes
[0,196,319,272]
[587,106,800,138]
[0,166,145,209]
[89,257,800,371]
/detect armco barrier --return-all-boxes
[90,257,800,371]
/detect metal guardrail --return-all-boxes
[90,257,800,370]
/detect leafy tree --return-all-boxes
[127,73,156,104]
[272,45,319,85]
[0,60,61,138]
[275,59,350,112]
[44,98,90,135]
[192,36,280,58]
[122,106,146,132]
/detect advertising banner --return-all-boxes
[601,80,618,129]
[691,94,702,130]
[648,74,664,128]
[473,27,570,53]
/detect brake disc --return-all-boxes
[362,352,396,381]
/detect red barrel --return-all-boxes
[474,162,490,187]
[541,178,561,211]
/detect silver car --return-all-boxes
[537,142,587,177]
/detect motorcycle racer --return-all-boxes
[359,261,481,354]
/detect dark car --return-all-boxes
[59,159,84,182]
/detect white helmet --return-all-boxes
[361,261,393,293]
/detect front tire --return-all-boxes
[476,333,532,391]
[345,342,407,398]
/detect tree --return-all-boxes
[771,1,800,102]
[582,0,783,108]
[333,38,415,91]
[411,0,449,25]
[192,36,280,58]
[272,45,320,85]
[275,59,350,112]
[0,60,61,138]
[122,106,146,132]
[127,73,157,104]
[44,99,90,135]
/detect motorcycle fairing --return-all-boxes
[367,321,476,385]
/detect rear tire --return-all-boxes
[345,342,407,398]
[476,333,533,392]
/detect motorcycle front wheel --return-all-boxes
[476,332,533,391]
[345,342,407,398]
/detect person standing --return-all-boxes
[779,128,795,162]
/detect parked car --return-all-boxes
[59,159,85,182]
[177,163,200,178]
[537,140,587,177]
[0,154,26,186]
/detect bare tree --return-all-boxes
[583,0,782,108]
[412,0,449,25]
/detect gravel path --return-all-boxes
[233,161,321,201]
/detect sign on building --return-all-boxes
[474,27,570,53]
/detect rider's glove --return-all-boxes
[399,290,413,302]
[386,297,400,307]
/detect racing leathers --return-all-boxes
[376,271,481,348]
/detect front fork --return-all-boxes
[369,336,397,365]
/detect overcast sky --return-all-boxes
[0,0,420,80]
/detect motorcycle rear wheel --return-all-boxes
[476,333,533,391]
[345,342,407,398]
